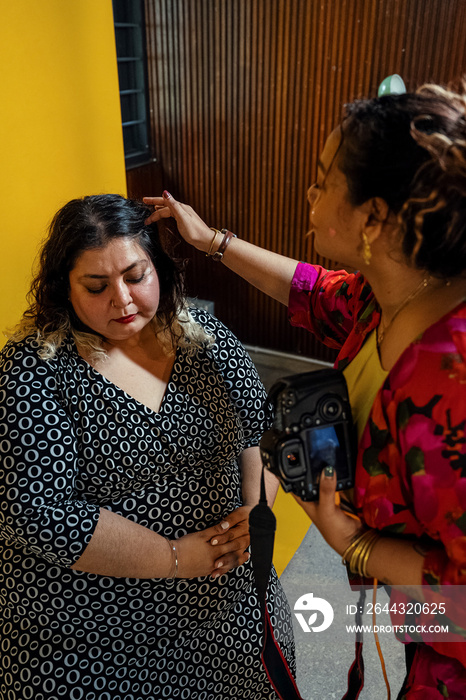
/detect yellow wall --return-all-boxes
[1,0,127,339]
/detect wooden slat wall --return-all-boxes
[136,0,466,362]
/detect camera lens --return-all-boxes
[320,397,342,420]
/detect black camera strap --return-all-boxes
[341,585,366,700]
[250,467,367,700]
[249,467,304,700]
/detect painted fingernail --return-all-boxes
[220,521,229,530]
[163,190,172,199]
[324,465,334,477]
[211,539,218,545]
[216,561,223,569]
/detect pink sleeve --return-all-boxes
[288,262,363,349]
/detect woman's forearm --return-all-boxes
[70,507,173,578]
[365,535,425,599]
[219,237,299,306]
[71,506,251,579]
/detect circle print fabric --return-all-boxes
[0,308,295,699]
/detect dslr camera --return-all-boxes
[260,368,356,501]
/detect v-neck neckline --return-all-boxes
[73,342,181,418]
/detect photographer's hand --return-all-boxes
[293,466,362,556]
[143,193,298,306]
[294,466,426,592]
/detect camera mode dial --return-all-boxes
[319,396,343,421]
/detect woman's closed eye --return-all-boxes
[86,274,146,295]
[126,273,145,284]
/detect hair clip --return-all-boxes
[378,74,406,97]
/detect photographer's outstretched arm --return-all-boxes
[143,193,299,306]
[296,467,425,599]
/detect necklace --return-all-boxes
[377,276,431,347]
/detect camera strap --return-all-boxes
[249,468,367,700]
[341,585,366,700]
[249,466,304,700]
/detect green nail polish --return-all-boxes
[324,465,334,477]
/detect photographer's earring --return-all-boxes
[361,231,372,265]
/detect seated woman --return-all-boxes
[145,80,466,698]
[0,194,295,700]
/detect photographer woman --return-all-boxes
[145,80,466,698]
[0,194,295,699]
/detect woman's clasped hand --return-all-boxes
[176,505,253,579]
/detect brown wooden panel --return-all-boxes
[126,159,164,202]
[142,0,466,362]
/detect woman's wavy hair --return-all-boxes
[338,78,466,278]
[15,194,212,361]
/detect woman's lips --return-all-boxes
[114,314,137,324]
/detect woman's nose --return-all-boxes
[111,283,132,309]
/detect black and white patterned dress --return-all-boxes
[0,309,295,700]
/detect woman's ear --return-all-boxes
[370,196,390,222]
[362,197,392,243]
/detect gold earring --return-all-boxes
[362,231,372,265]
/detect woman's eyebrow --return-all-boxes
[79,260,147,280]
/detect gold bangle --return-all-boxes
[352,532,377,576]
[345,530,379,577]
[351,533,374,576]
[206,228,221,257]
[349,538,368,575]
[172,541,179,578]
[164,537,178,579]
[341,530,366,565]
[361,535,379,578]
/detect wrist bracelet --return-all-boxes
[211,229,237,262]
[206,228,221,257]
[341,529,380,577]
[164,537,178,579]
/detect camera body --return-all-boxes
[260,368,356,501]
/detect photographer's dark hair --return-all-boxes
[338,80,466,278]
[17,194,190,359]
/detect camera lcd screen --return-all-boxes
[307,422,350,478]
